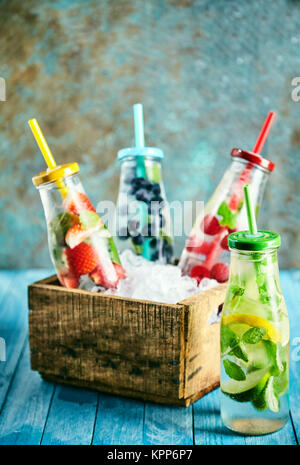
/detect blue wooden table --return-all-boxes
[0,269,299,446]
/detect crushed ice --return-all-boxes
[97,249,218,304]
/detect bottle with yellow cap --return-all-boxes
[220,186,289,435]
[30,119,125,290]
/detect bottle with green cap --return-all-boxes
[115,103,173,263]
[220,185,289,435]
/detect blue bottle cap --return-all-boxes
[117,147,164,161]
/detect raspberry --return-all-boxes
[220,234,229,251]
[190,265,210,284]
[210,262,229,283]
[201,214,222,236]
[186,238,213,255]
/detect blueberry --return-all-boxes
[135,188,153,203]
[132,234,145,245]
[151,251,159,261]
[118,227,129,240]
[149,237,158,248]
[152,183,161,195]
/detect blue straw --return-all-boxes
[133,103,145,148]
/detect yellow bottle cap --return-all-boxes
[32,162,80,186]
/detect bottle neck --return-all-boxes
[120,156,163,184]
[38,174,83,223]
[228,247,282,300]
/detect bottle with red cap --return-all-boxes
[179,112,277,284]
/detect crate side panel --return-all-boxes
[29,286,182,399]
[183,284,227,398]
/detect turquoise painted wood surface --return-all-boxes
[0,269,299,445]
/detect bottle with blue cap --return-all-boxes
[115,104,173,263]
[220,185,289,435]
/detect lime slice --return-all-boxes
[221,367,269,395]
[222,314,282,343]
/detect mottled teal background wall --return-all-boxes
[0,0,299,268]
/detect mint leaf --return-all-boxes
[229,343,249,362]
[223,359,246,381]
[217,201,238,229]
[264,341,284,376]
[242,327,266,344]
[80,211,102,229]
[221,326,239,354]
[49,212,78,245]
[108,236,121,265]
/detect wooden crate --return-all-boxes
[28,275,227,406]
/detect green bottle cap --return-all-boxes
[228,230,281,251]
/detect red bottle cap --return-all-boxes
[231,148,275,172]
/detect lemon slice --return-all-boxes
[221,367,269,395]
[222,314,282,344]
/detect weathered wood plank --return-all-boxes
[281,270,300,444]
[0,270,51,411]
[92,394,144,445]
[181,284,226,398]
[29,280,184,400]
[41,385,98,445]
[143,403,193,445]
[0,341,54,445]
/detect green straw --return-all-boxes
[244,184,258,235]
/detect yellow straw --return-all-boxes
[28,119,57,169]
[28,118,68,198]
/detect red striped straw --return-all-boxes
[252,111,277,154]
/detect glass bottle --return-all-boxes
[116,147,173,263]
[179,149,275,284]
[33,163,125,290]
[220,230,289,435]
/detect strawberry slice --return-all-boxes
[89,262,125,289]
[65,223,100,249]
[228,194,240,211]
[65,242,99,276]
[63,192,96,216]
[210,262,229,283]
[201,214,222,236]
[190,265,210,284]
[57,270,79,289]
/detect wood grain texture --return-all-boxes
[143,403,193,445]
[0,270,50,411]
[281,270,300,444]
[92,394,144,445]
[0,341,53,445]
[41,385,98,445]
[181,283,227,398]
[28,276,227,405]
